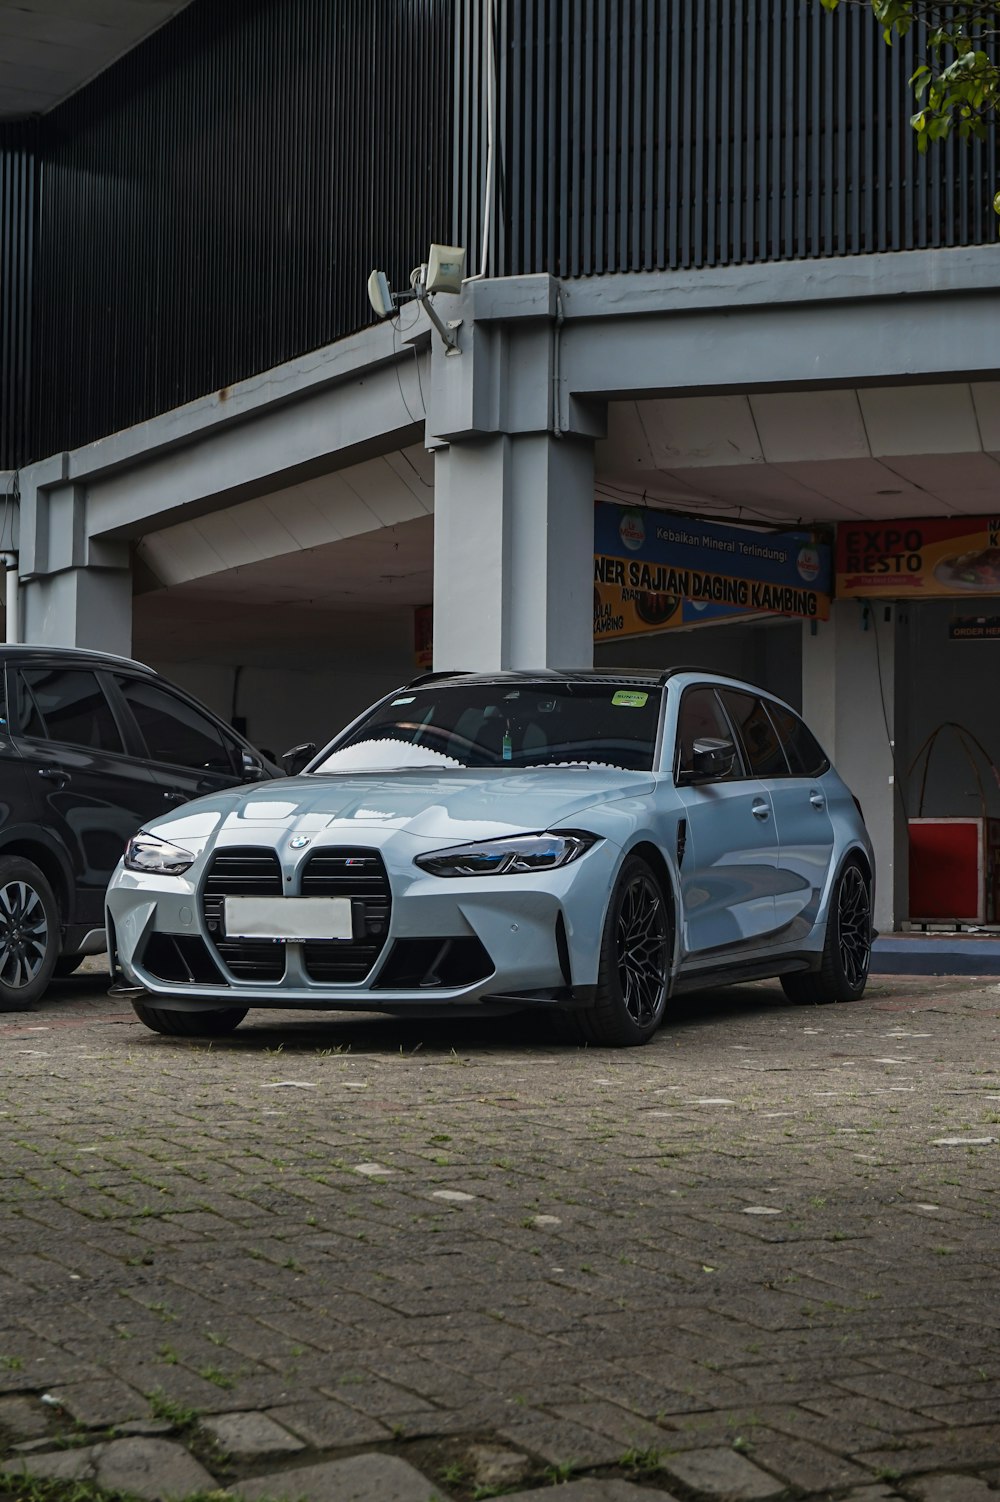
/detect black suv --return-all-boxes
[0,646,276,1010]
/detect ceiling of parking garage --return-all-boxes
[0,0,191,116]
[598,384,1000,524]
[133,514,434,661]
[131,381,1000,658]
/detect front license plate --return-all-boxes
[223,897,354,941]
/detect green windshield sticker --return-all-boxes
[392,696,416,705]
[612,690,649,708]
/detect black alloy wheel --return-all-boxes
[577,854,672,1046]
[781,857,872,1006]
[836,863,871,991]
[616,869,670,1028]
[0,857,61,1011]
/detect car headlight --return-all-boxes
[415,830,598,878]
[124,832,196,876]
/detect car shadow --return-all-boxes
[144,981,803,1057]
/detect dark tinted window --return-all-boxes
[117,677,235,774]
[17,668,123,753]
[720,690,790,777]
[675,687,743,781]
[315,682,663,772]
[768,703,830,777]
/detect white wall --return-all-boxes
[146,612,418,759]
[801,603,901,932]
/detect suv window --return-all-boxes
[17,668,123,753]
[719,690,790,777]
[768,702,830,777]
[675,687,744,781]
[116,677,236,774]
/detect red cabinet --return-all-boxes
[908,818,1000,924]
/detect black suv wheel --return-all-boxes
[0,856,61,1011]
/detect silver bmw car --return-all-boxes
[106,668,874,1048]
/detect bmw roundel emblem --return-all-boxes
[289,835,311,849]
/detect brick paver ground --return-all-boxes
[1,964,999,1501]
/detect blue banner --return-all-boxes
[594,504,832,638]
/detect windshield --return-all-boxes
[313,682,664,773]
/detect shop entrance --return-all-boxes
[898,599,1000,932]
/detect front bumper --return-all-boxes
[106,843,614,1014]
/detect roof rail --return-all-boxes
[404,666,721,688]
[657,665,711,685]
[406,669,473,686]
[0,643,153,672]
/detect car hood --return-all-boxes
[148,768,655,850]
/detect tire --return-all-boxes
[780,858,872,1006]
[132,1000,248,1037]
[575,855,672,1047]
[0,857,61,1012]
[53,954,86,979]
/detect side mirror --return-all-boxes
[241,750,267,783]
[678,737,736,785]
[281,742,317,776]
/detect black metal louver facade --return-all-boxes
[477,0,998,277]
[4,0,454,468]
[0,0,997,471]
[0,120,37,471]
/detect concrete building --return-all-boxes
[2,0,1000,938]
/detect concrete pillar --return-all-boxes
[21,566,133,657]
[802,601,906,933]
[16,473,134,655]
[432,431,595,671]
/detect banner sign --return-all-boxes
[948,616,1000,641]
[594,504,832,640]
[837,518,1000,599]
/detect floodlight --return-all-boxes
[425,244,467,295]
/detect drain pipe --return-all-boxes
[1,554,19,644]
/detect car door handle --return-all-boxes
[751,799,770,820]
[809,791,826,809]
[38,767,71,785]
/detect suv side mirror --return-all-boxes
[677,737,736,785]
[281,742,317,776]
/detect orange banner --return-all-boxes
[837,518,1000,599]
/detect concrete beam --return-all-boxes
[554,244,1000,321]
[558,288,1000,407]
[17,319,432,573]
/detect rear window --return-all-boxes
[719,690,790,777]
[313,682,663,773]
[17,668,123,754]
[767,702,830,778]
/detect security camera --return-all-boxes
[425,244,467,295]
[367,269,396,319]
